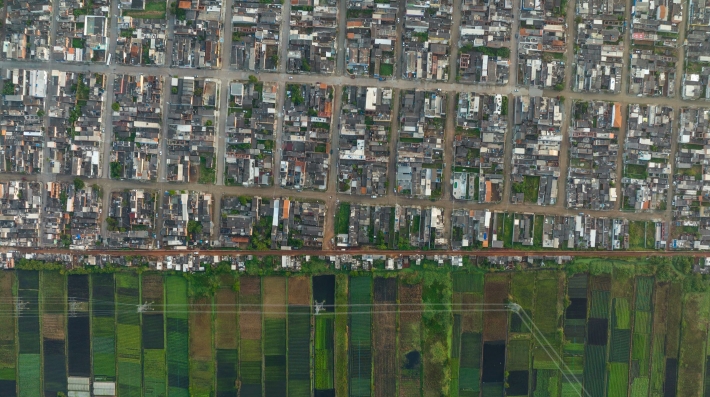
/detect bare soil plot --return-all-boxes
[215,288,237,349]
[483,274,509,342]
[42,314,65,340]
[263,277,286,318]
[288,276,311,305]
[189,297,213,360]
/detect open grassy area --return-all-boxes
[512,175,540,203]
[628,221,650,250]
[379,63,393,76]
[122,0,167,18]
[334,275,348,397]
[677,164,703,180]
[624,163,648,179]
[334,203,350,235]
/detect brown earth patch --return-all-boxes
[288,276,311,305]
[214,288,237,349]
[263,277,286,318]
[483,274,509,342]
[142,274,164,305]
[189,297,213,360]
[42,314,65,340]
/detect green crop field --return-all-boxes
[1,264,710,397]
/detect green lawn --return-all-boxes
[379,63,393,76]
[512,175,540,203]
[628,221,649,250]
[677,164,703,180]
[122,0,166,18]
[624,163,648,179]
[334,203,350,235]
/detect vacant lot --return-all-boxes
[240,277,262,340]
[142,274,164,306]
[677,293,709,397]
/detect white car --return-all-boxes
[159,150,162,155]
[289,76,293,80]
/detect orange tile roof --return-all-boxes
[485,180,492,203]
[613,103,622,128]
[283,199,290,219]
[178,1,191,9]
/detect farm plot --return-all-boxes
[17,271,42,397]
[629,277,654,396]
[314,275,335,397]
[584,275,612,397]
[334,275,348,397]
[116,273,142,396]
[289,276,312,397]
[373,277,396,397]
[677,292,709,397]
[605,269,634,396]
[42,271,66,397]
[423,272,452,397]
[142,274,166,397]
[67,275,90,378]
[92,274,116,382]
[647,282,680,397]
[509,272,535,334]
[264,277,287,396]
[349,276,372,397]
[453,272,485,397]
[481,274,508,394]
[215,274,238,397]
[166,275,190,397]
[0,272,15,397]
[532,272,563,367]
[239,276,262,397]
[399,279,422,397]
[189,296,214,397]
[506,340,530,397]
[562,273,588,395]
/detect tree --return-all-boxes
[187,220,203,238]
[248,75,258,84]
[36,109,45,117]
[194,87,203,97]
[111,102,120,111]
[73,178,85,190]
[205,120,213,127]
[171,86,178,94]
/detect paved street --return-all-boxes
[0,0,700,251]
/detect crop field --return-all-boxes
[67,275,90,379]
[313,275,335,396]
[678,292,710,397]
[334,275,348,397]
[215,274,238,397]
[92,274,116,382]
[189,296,214,397]
[453,272,484,397]
[349,276,372,397]
[398,278,422,397]
[373,277,396,397]
[0,272,15,396]
[2,268,710,397]
[42,271,66,396]
[18,272,41,397]
[239,276,262,397]
[116,273,141,396]
[142,274,166,397]
[166,275,189,397]
[289,276,312,397]
[264,277,287,396]
[423,272,452,397]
